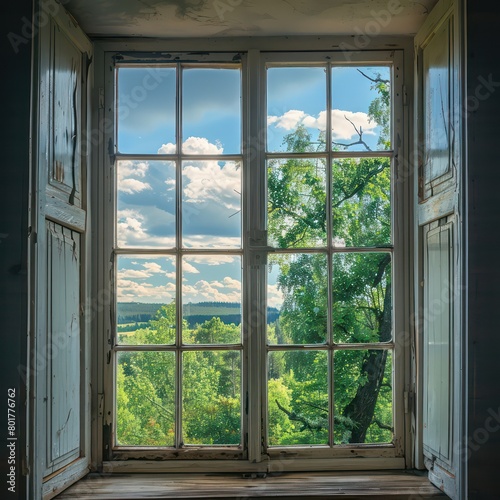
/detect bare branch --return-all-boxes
[332,114,372,152]
[356,68,390,85]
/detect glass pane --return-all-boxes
[116,351,175,446]
[267,66,326,152]
[182,68,241,154]
[116,256,176,345]
[268,253,328,345]
[331,66,391,151]
[333,252,392,344]
[332,157,391,247]
[268,350,328,446]
[267,158,327,248]
[334,350,393,444]
[182,256,241,344]
[117,160,176,248]
[117,67,176,154]
[182,160,241,248]
[183,351,241,445]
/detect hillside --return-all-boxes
[117,302,279,327]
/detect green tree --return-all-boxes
[267,71,393,444]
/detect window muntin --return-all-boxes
[111,52,403,461]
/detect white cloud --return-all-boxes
[117,277,175,303]
[182,278,241,303]
[183,160,240,208]
[165,271,176,279]
[182,235,241,249]
[267,283,284,309]
[118,178,152,194]
[222,276,241,289]
[117,160,152,193]
[268,108,378,141]
[118,268,151,279]
[267,109,306,130]
[158,136,223,155]
[187,254,238,266]
[183,262,200,274]
[116,208,175,248]
[142,262,163,274]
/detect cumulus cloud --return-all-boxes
[183,160,240,209]
[158,136,223,155]
[119,178,152,194]
[118,268,152,279]
[142,261,164,274]
[116,208,175,248]
[183,278,241,303]
[187,254,238,266]
[267,109,378,141]
[183,262,200,274]
[117,160,152,193]
[117,278,176,303]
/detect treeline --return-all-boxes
[118,302,279,327]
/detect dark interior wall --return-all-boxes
[0,1,32,499]
[466,0,500,498]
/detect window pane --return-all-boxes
[182,160,241,248]
[331,66,391,151]
[116,256,176,345]
[268,253,328,345]
[268,350,328,446]
[116,160,176,248]
[267,158,327,248]
[332,157,391,247]
[182,256,241,344]
[116,351,175,446]
[267,67,326,152]
[182,68,241,154]
[183,351,241,445]
[117,67,176,154]
[334,350,393,444]
[333,252,392,344]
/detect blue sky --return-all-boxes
[116,65,390,305]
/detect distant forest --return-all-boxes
[117,301,279,328]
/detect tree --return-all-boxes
[268,71,393,443]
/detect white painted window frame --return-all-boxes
[92,39,413,473]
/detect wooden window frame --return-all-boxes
[92,41,413,473]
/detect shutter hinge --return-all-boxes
[404,391,409,414]
[403,85,408,106]
[98,393,105,417]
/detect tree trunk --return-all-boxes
[343,283,392,443]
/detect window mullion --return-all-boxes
[175,62,183,449]
[245,49,266,462]
[326,61,335,448]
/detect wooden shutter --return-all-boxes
[30,1,92,498]
[414,0,465,497]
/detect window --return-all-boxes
[104,50,407,468]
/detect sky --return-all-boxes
[116,65,390,307]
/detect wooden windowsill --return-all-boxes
[56,470,449,499]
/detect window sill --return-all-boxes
[56,470,448,499]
